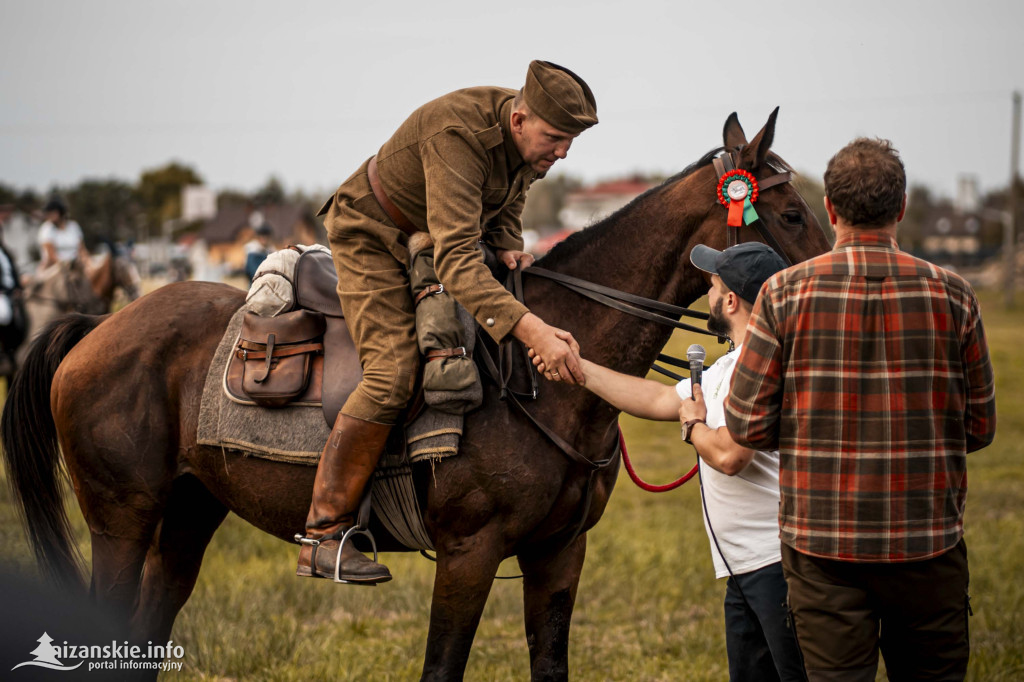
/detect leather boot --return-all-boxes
[296,414,393,583]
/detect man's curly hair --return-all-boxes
[824,138,905,228]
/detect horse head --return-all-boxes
[534,108,832,376]
[684,107,831,265]
[88,251,140,308]
[111,255,141,302]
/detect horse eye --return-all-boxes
[781,211,804,227]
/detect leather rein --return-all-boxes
[476,149,799,497]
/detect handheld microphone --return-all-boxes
[687,344,706,394]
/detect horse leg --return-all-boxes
[421,529,505,681]
[59,389,177,636]
[516,534,588,682]
[131,474,228,644]
[85,504,163,634]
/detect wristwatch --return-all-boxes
[680,418,706,444]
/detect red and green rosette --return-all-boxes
[716,169,760,227]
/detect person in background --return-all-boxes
[245,222,275,282]
[725,138,997,681]
[37,198,89,270]
[539,242,805,682]
[0,220,26,379]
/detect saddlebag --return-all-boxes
[236,309,326,407]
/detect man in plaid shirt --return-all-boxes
[724,138,996,681]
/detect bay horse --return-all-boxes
[1,109,830,680]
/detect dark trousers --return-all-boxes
[725,562,807,682]
[781,540,970,682]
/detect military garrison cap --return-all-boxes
[523,60,598,134]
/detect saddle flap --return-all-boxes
[294,249,344,317]
[321,315,362,426]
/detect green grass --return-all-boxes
[1,291,1022,680]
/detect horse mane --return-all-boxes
[537,146,796,269]
[538,147,726,268]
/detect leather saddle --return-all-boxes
[225,249,361,427]
[223,245,534,428]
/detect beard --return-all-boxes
[707,298,731,338]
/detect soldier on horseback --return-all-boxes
[297,61,599,583]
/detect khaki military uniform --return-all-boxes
[319,87,540,424]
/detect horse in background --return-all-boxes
[18,249,139,364]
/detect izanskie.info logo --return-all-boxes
[11,632,185,674]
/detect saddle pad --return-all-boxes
[198,305,464,465]
[197,306,439,550]
[198,306,330,463]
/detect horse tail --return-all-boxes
[1,313,103,592]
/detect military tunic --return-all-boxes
[320,87,540,424]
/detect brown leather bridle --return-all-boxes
[712,149,796,265]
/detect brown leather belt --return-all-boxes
[367,155,418,236]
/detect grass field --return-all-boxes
[1,289,1022,680]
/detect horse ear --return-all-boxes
[723,112,747,148]
[741,106,779,170]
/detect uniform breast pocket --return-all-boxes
[481,186,511,207]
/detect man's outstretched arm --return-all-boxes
[576,358,681,421]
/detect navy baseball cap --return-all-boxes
[690,242,788,305]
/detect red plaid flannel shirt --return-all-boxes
[725,231,996,562]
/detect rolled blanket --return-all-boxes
[407,234,482,415]
[405,303,479,461]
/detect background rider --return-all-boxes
[36,197,89,271]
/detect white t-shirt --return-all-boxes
[675,345,782,578]
[38,220,84,262]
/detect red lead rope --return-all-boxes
[618,428,699,492]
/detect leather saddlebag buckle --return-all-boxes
[237,309,326,407]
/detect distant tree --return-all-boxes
[254,176,286,205]
[900,184,935,253]
[138,162,203,237]
[793,174,833,244]
[66,178,142,247]
[217,188,250,211]
[288,187,326,214]
[521,173,582,235]
[0,182,18,206]
[981,177,1024,247]
[16,188,41,214]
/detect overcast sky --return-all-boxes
[2,0,1021,201]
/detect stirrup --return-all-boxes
[294,526,381,584]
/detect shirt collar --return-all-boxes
[833,230,899,251]
[718,344,742,366]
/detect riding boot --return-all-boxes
[296,413,393,583]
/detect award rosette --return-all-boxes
[716,169,760,227]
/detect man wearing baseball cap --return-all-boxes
[550,242,805,681]
[297,61,599,584]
